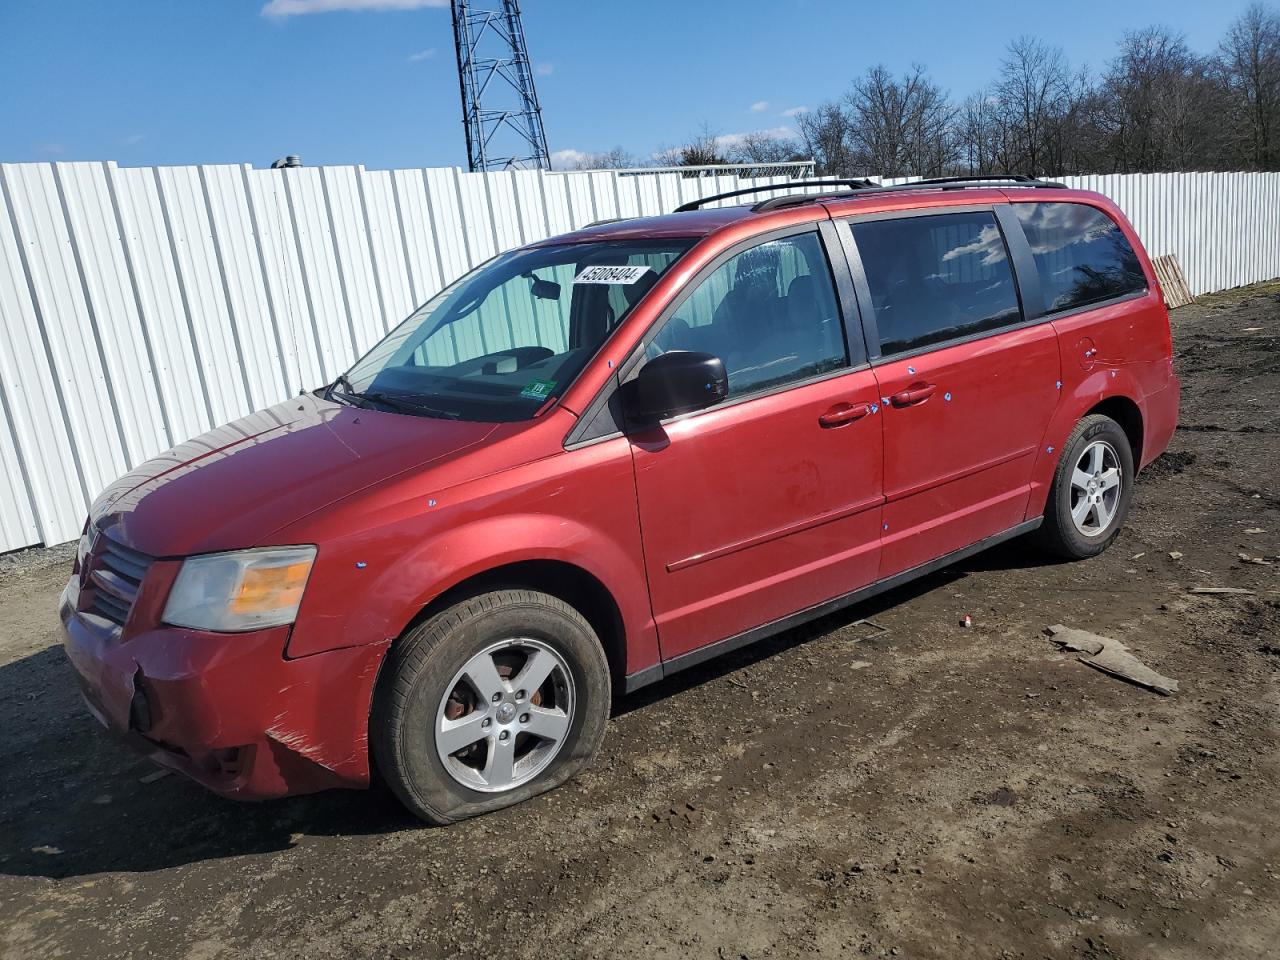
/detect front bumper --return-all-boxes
[60,580,389,800]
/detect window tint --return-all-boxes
[1013,202,1147,313]
[646,232,847,399]
[851,211,1022,356]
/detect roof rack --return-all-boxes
[750,175,1067,212]
[673,179,877,213]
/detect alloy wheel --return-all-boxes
[1069,439,1123,537]
[434,639,575,793]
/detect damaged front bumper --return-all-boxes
[60,580,388,800]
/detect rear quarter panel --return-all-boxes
[1010,192,1179,517]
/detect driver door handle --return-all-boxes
[890,383,937,407]
[818,402,871,428]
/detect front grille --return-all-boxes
[88,535,154,627]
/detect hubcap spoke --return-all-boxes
[437,710,489,755]
[482,734,517,787]
[512,647,557,695]
[1098,467,1121,492]
[1071,467,1093,492]
[462,653,506,704]
[524,705,570,742]
[1072,495,1093,525]
[1088,443,1104,474]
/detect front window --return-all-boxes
[341,239,694,421]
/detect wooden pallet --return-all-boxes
[1152,254,1194,308]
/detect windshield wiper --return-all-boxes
[360,391,462,420]
[327,375,460,419]
[327,374,370,407]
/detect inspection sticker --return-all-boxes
[572,264,651,285]
[519,378,557,401]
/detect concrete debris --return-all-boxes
[1243,528,1264,535]
[1169,551,1184,560]
[1236,552,1272,565]
[1047,625,1179,696]
[1188,586,1256,596]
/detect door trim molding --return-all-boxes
[884,444,1038,504]
[666,493,884,572]
[623,517,1043,693]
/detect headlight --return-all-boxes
[163,546,317,632]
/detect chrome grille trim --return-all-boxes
[88,533,154,627]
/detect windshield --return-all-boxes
[339,238,695,422]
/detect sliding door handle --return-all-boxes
[890,383,936,407]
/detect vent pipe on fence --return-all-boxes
[270,155,302,169]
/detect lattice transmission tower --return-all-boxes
[451,0,551,172]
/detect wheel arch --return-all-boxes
[1085,394,1144,467]
[390,559,628,695]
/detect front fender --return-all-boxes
[281,436,657,673]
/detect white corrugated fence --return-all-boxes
[1,164,1277,553]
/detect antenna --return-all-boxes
[451,0,551,172]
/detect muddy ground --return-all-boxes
[2,283,1279,960]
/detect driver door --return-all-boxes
[627,228,885,662]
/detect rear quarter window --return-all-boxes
[1013,202,1147,314]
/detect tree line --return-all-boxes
[569,4,1280,177]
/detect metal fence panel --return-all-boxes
[1,162,1278,552]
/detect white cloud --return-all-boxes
[39,143,65,156]
[715,126,796,151]
[120,133,145,146]
[780,106,808,117]
[749,100,769,113]
[406,47,436,61]
[535,62,554,76]
[550,148,587,169]
[262,0,446,17]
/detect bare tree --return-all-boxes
[796,101,858,176]
[847,64,956,177]
[566,146,636,170]
[1218,3,1280,169]
[1098,27,1229,171]
[673,123,729,168]
[956,90,1005,173]
[727,131,806,165]
[993,36,1079,174]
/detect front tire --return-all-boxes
[372,589,611,824]
[1037,414,1134,559]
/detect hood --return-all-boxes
[92,392,498,557]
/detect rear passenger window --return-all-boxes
[646,232,848,399]
[850,212,1021,356]
[1013,202,1147,313]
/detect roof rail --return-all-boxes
[750,174,1067,212]
[673,179,876,213]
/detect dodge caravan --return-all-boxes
[61,176,1180,823]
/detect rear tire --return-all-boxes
[371,589,611,824]
[1037,414,1134,559]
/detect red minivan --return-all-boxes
[61,177,1180,823]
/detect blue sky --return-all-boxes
[0,0,1253,170]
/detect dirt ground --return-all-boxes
[2,283,1279,960]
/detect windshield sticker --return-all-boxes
[573,264,651,285]
[519,379,557,401]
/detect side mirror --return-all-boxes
[629,351,728,421]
